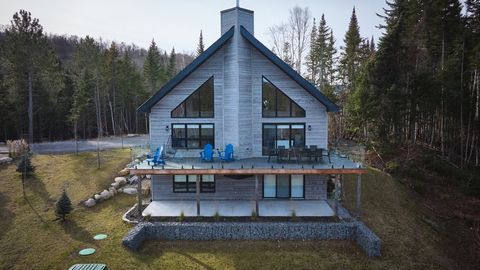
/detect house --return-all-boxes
[131,5,366,218]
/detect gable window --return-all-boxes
[262,123,305,155]
[171,77,214,118]
[263,175,304,198]
[172,124,214,149]
[262,76,306,118]
[173,175,215,193]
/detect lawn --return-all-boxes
[0,150,465,269]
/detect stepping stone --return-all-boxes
[93,234,108,240]
[78,248,96,256]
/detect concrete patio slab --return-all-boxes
[142,200,334,217]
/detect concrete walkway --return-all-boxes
[142,200,334,217]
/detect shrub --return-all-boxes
[55,190,73,221]
[16,154,35,178]
[251,210,257,221]
[291,210,297,221]
[385,160,400,173]
[213,211,221,221]
[178,211,185,222]
[7,139,29,158]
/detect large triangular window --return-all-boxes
[171,77,214,118]
[262,76,305,117]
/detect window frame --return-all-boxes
[171,76,214,118]
[261,76,306,118]
[172,175,216,193]
[262,123,306,155]
[171,123,215,149]
[262,175,305,199]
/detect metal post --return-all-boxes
[255,175,259,216]
[137,176,143,219]
[356,174,362,218]
[196,175,200,216]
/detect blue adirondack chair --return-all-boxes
[146,146,165,165]
[218,144,234,161]
[200,144,214,161]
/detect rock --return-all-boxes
[111,182,120,189]
[100,189,111,200]
[134,159,140,164]
[109,187,117,194]
[114,177,127,186]
[84,198,96,207]
[108,189,115,197]
[128,175,139,184]
[118,168,130,176]
[94,194,102,201]
[0,156,12,164]
[123,187,138,195]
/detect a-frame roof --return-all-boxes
[239,26,339,112]
[137,27,235,113]
[137,26,339,113]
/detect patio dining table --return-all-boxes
[268,146,331,163]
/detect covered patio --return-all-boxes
[142,200,334,217]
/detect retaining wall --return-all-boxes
[122,221,381,257]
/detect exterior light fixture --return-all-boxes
[307,125,312,131]
[165,125,170,132]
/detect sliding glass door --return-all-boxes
[262,175,304,199]
[262,123,305,155]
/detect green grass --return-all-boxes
[0,150,461,269]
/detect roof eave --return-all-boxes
[239,26,340,113]
[137,26,235,113]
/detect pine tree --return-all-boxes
[316,14,331,87]
[339,7,362,91]
[167,47,177,79]
[16,154,35,177]
[307,18,318,82]
[55,190,73,221]
[143,39,163,94]
[196,30,205,56]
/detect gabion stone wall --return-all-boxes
[122,221,381,257]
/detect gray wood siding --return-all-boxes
[250,48,329,157]
[149,9,328,158]
[149,47,225,156]
[151,174,327,201]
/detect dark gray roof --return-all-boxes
[239,26,339,112]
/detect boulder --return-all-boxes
[0,156,12,165]
[108,189,115,198]
[94,194,102,201]
[109,187,117,195]
[114,177,127,186]
[100,189,111,200]
[123,187,137,195]
[111,182,120,189]
[118,168,130,176]
[84,198,96,207]
[128,175,139,184]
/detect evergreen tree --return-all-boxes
[196,30,205,56]
[339,7,362,91]
[143,40,163,94]
[167,47,177,79]
[316,14,331,87]
[307,18,318,82]
[55,190,73,221]
[16,154,35,177]
[325,29,338,87]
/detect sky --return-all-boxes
[0,0,388,54]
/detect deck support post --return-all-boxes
[137,175,143,220]
[255,175,259,216]
[356,174,362,218]
[196,175,200,216]
[334,174,339,217]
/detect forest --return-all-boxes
[0,0,479,169]
[0,11,194,143]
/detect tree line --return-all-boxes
[0,10,195,143]
[269,1,479,167]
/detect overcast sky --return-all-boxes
[0,0,387,53]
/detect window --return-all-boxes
[262,76,305,118]
[172,124,214,149]
[173,175,215,193]
[262,175,304,198]
[171,77,214,118]
[262,123,305,155]
[201,175,215,193]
